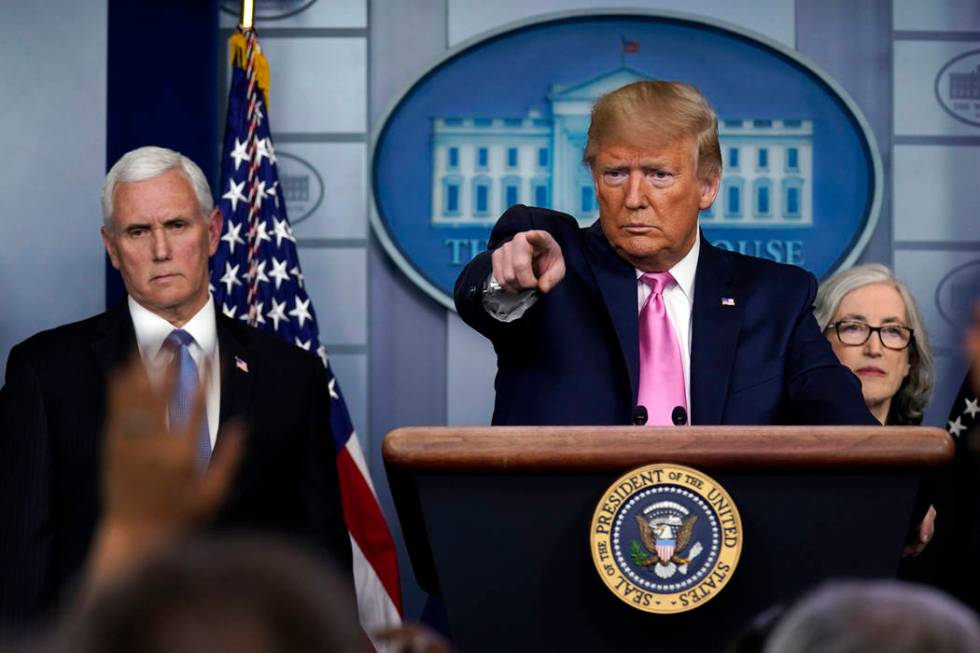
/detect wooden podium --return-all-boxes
[383,426,953,652]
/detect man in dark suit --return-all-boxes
[455,81,874,427]
[0,147,351,629]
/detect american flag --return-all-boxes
[211,27,403,643]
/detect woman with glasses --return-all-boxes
[814,264,934,426]
[815,264,937,558]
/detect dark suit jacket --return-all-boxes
[455,205,876,427]
[0,301,352,628]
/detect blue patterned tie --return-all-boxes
[164,329,212,470]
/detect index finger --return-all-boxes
[523,229,556,251]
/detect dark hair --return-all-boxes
[47,535,360,653]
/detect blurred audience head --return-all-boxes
[763,580,980,653]
[44,535,360,653]
[815,263,933,424]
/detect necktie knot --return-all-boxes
[641,271,674,296]
[164,328,195,350]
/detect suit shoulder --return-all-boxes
[223,318,324,372]
[719,247,815,288]
[8,312,107,362]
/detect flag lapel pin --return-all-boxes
[721,297,736,307]
[235,356,249,373]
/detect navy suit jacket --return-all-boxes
[0,302,352,628]
[455,205,876,427]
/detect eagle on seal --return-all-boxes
[635,515,698,566]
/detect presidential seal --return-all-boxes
[590,464,742,614]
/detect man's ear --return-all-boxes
[207,208,223,256]
[698,172,721,211]
[101,226,121,270]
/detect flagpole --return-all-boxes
[240,0,254,29]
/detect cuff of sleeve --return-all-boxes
[481,273,539,323]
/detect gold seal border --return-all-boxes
[589,463,743,614]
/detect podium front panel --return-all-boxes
[414,470,917,652]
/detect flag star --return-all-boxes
[222,303,238,319]
[254,180,270,208]
[267,297,289,331]
[250,219,272,246]
[289,297,312,328]
[269,257,290,289]
[247,260,270,285]
[249,301,266,326]
[249,102,264,126]
[223,179,247,212]
[229,137,250,170]
[209,282,216,293]
[948,416,966,437]
[269,180,280,208]
[317,344,329,367]
[222,220,245,254]
[294,337,311,351]
[965,397,979,419]
[219,262,243,295]
[328,377,339,400]
[290,265,305,288]
[255,137,275,164]
[273,218,296,247]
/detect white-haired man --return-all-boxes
[0,146,352,630]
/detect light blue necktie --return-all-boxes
[164,329,212,470]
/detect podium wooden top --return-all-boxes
[383,426,954,473]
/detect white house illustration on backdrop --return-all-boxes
[430,67,813,228]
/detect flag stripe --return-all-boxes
[338,446,402,610]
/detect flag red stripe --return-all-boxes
[337,447,403,612]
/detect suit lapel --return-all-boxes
[690,237,742,425]
[91,302,137,379]
[584,221,641,403]
[216,315,255,434]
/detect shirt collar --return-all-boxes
[129,295,217,362]
[634,231,700,300]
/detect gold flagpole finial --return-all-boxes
[240,0,255,29]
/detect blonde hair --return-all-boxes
[814,264,934,425]
[583,81,722,181]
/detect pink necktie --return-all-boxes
[637,272,687,426]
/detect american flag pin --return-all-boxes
[721,297,736,306]
[235,356,249,373]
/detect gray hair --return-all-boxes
[814,263,933,425]
[102,146,214,230]
[764,580,980,653]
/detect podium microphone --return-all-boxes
[632,405,648,425]
[671,406,688,426]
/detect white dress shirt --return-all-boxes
[129,295,221,447]
[483,232,700,413]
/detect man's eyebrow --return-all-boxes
[124,222,151,231]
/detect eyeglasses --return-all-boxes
[828,320,914,351]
